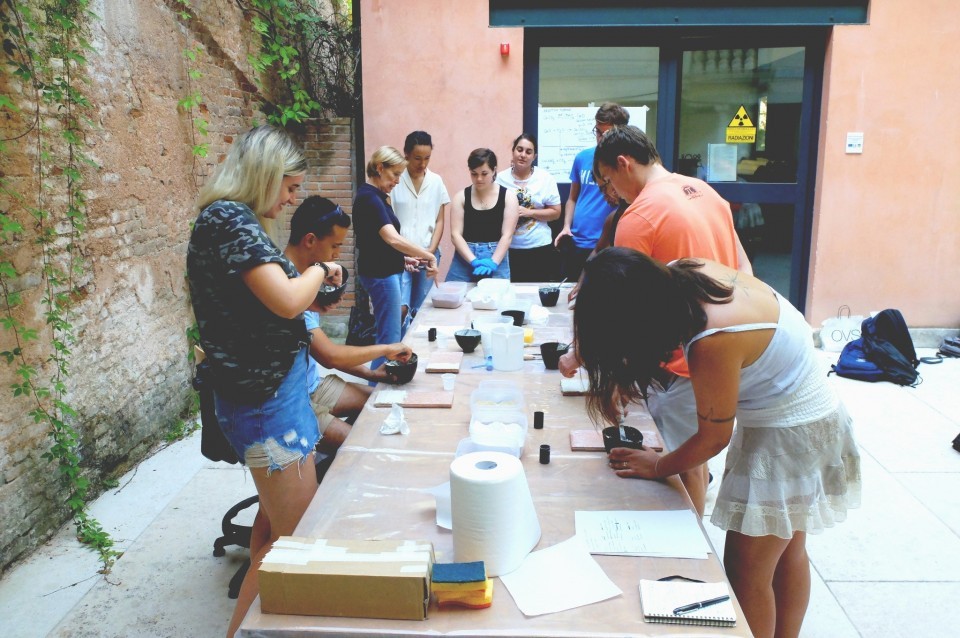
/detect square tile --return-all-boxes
[830,582,960,638]
[806,453,960,581]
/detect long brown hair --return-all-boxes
[574,248,733,426]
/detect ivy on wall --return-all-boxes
[0,0,118,569]
[235,0,359,123]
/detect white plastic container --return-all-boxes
[490,325,524,371]
[472,315,513,353]
[470,278,512,310]
[468,406,529,452]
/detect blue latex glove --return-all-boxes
[472,262,493,277]
[479,258,499,273]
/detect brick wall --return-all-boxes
[290,119,357,316]
[0,0,355,572]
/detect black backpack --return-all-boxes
[831,309,938,386]
[859,309,920,386]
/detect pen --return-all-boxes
[672,595,730,616]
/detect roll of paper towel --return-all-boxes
[450,451,541,576]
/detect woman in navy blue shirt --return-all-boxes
[354,146,439,369]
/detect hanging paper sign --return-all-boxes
[725,105,756,144]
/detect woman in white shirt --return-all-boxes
[391,131,450,330]
[496,133,562,282]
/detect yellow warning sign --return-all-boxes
[726,104,756,143]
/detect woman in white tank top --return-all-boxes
[574,247,860,638]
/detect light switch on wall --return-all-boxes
[845,132,864,154]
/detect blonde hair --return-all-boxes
[365,145,406,178]
[198,125,307,233]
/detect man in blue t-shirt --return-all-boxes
[554,103,631,281]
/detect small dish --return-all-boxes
[453,329,482,353]
[383,353,418,384]
[314,267,350,306]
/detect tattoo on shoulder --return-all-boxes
[697,409,736,425]
[722,270,746,291]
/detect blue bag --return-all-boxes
[829,338,887,383]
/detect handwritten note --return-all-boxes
[574,510,711,559]
[537,106,649,184]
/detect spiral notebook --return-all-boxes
[639,579,736,627]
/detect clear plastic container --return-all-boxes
[468,406,528,452]
[470,381,526,412]
[431,282,468,308]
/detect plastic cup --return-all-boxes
[441,373,456,391]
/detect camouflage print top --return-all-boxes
[186,200,310,403]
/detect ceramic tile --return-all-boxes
[829,374,960,473]
[806,453,960,581]
[830,581,960,638]
[895,472,960,537]
[800,565,860,638]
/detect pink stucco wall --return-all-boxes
[361,0,960,327]
[359,0,523,273]
[808,0,960,326]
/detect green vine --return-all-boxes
[235,0,358,124]
[174,1,209,186]
[0,0,118,570]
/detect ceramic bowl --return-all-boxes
[454,329,482,353]
[315,267,350,306]
[538,286,560,307]
[602,425,644,453]
[383,353,418,384]
[500,309,525,326]
[540,341,570,370]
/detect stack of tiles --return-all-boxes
[431,561,493,609]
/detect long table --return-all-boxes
[239,283,752,637]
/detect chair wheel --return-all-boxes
[213,546,225,558]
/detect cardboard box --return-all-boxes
[259,537,434,621]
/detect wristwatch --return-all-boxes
[311,262,330,276]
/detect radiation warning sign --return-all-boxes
[726,105,756,144]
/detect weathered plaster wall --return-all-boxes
[0,0,355,571]
[807,0,960,326]
[358,0,524,274]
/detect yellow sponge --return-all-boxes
[436,578,493,609]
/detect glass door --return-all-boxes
[524,29,824,308]
[677,44,812,301]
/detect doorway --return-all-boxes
[523,28,826,309]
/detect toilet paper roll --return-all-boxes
[450,451,541,576]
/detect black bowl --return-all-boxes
[500,309,525,326]
[454,329,482,353]
[383,353,418,385]
[315,267,349,306]
[538,286,560,307]
[602,425,644,453]
[540,342,570,370]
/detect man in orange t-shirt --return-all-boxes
[561,124,751,516]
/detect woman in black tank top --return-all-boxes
[447,148,519,282]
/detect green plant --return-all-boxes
[235,0,358,123]
[174,1,209,185]
[1,0,118,571]
[165,417,199,443]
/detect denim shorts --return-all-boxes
[214,347,320,473]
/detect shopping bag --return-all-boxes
[820,305,863,352]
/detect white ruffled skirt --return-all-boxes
[710,370,862,539]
